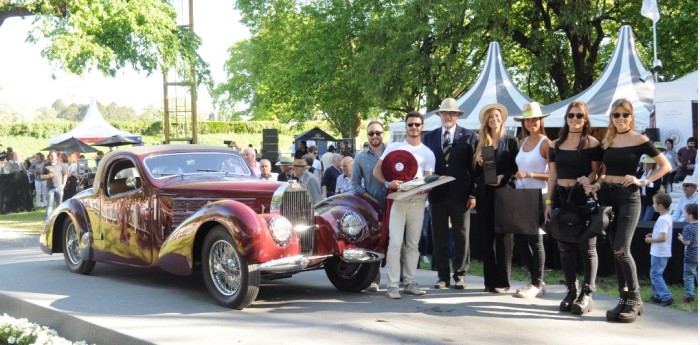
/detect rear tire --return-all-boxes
[324,257,379,292]
[202,226,260,309]
[62,217,95,275]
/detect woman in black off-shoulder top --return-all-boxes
[589,99,671,323]
[545,100,602,315]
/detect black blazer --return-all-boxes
[474,134,520,195]
[425,125,479,203]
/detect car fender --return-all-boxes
[314,194,382,255]
[41,199,93,257]
[158,199,299,276]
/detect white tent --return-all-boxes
[541,26,654,129]
[48,99,142,145]
[389,42,532,142]
[654,71,697,147]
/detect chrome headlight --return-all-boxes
[268,215,293,245]
[339,211,365,240]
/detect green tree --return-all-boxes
[0,0,210,87]
[215,0,697,132]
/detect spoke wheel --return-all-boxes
[62,217,95,274]
[202,226,259,309]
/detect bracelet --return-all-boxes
[385,181,391,188]
[527,172,533,179]
[545,199,552,205]
[593,182,601,189]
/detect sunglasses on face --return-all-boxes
[612,112,630,119]
[567,113,584,119]
[367,131,383,137]
[683,184,695,188]
[406,123,422,128]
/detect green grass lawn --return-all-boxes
[0,210,45,233]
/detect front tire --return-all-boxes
[202,226,260,309]
[324,257,379,292]
[62,217,95,275]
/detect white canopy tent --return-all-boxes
[390,42,532,142]
[48,99,142,145]
[541,26,654,129]
[654,70,697,147]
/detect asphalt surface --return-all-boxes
[0,230,697,345]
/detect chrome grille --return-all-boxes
[280,187,315,254]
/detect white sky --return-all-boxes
[0,1,249,115]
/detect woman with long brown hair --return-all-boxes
[512,102,550,298]
[474,103,519,293]
[545,100,601,315]
[590,98,671,323]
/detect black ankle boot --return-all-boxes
[559,281,578,312]
[571,284,593,315]
[617,291,644,323]
[606,290,627,321]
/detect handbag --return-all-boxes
[550,184,586,243]
[581,195,613,238]
[494,183,541,235]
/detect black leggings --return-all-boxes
[514,234,545,285]
[557,237,598,289]
[599,183,642,292]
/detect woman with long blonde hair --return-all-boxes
[473,103,519,293]
[590,98,671,323]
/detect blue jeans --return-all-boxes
[683,261,698,298]
[46,187,63,219]
[650,255,672,301]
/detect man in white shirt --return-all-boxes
[320,145,336,173]
[373,111,435,299]
[335,156,354,194]
[672,176,698,223]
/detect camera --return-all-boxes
[652,59,663,72]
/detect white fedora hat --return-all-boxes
[438,98,464,115]
[514,102,550,122]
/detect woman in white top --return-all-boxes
[512,102,550,299]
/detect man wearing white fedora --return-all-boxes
[672,176,698,223]
[424,97,479,290]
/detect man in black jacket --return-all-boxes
[424,98,478,290]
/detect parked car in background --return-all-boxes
[41,145,384,309]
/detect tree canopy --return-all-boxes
[0,0,210,86]
[215,0,697,137]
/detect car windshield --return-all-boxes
[144,152,251,179]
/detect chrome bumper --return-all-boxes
[258,249,384,273]
[259,255,330,273]
[341,249,384,263]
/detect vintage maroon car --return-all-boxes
[41,145,384,309]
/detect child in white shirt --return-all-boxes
[645,193,674,306]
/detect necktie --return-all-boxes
[442,131,451,161]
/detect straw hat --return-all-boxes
[514,102,550,121]
[640,156,656,164]
[438,98,464,115]
[276,156,294,166]
[479,103,508,124]
[292,159,308,168]
[682,176,697,186]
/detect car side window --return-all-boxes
[106,160,141,197]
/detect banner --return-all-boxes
[641,0,660,23]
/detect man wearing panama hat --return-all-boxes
[292,158,323,204]
[424,97,479,290]
[276,156,295,182]
[672,175,697,223]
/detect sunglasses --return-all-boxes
[367,131,384,137]
[406,123,422,128]
[612,112,630,119]
[683,184,695,187]
[567,113,584,119]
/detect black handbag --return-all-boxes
[550,184,586,243]
[494,183,542,235]
[581,195,613,239]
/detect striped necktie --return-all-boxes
[443,130,451,160]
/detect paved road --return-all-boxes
[0,239,697,345]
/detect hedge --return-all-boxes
[0,120,339,139]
